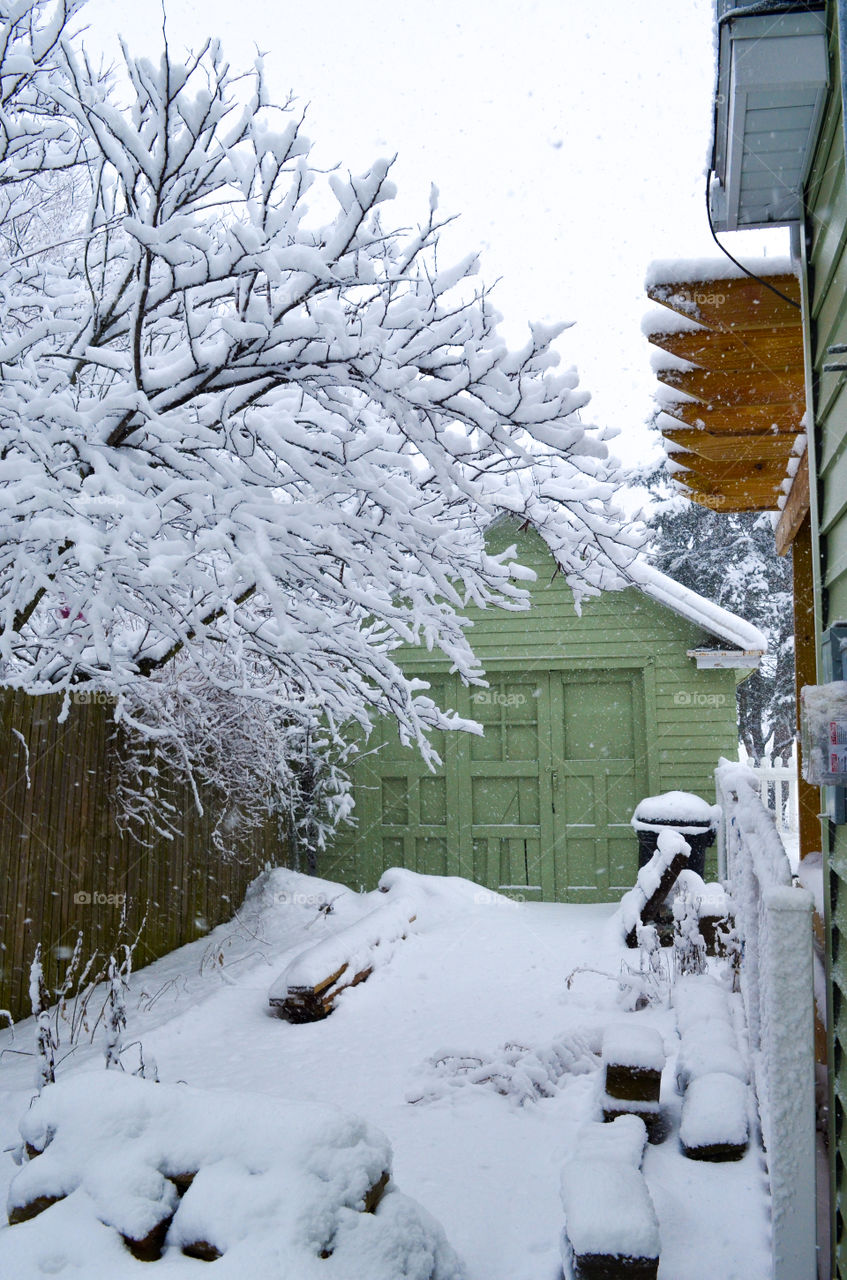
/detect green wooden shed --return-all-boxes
[324,520,764,903]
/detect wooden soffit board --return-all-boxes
[646,271,805,516]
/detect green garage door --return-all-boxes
[343,668,648,902]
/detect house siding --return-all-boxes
[806,9,847,1269]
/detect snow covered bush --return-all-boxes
[407,1030,601,1106]
[0,1,640,793]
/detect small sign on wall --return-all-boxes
[800,682,847,785]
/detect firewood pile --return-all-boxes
[268,894,418,1023]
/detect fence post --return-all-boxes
[759,886,816,1280]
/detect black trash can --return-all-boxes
[631,791,719,880]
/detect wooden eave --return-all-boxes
[646,271,805,521]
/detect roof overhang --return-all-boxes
[711,2,828,231]
[644,264,807,531]
[686,648,764,669]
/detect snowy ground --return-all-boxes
[0,869,772,1279]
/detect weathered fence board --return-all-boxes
[0,690,288,1024]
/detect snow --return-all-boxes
[677,1039,748,1091]
[0,867,773,1280]
[679,1074,749,1152]
[601,1023,665,1073]
[571,1115,648,1168]
[632,791,721,833]
[560,1159,660,1260]
[645,256,797,287]
[617,829,690,937]
[625,559,768,654]
[673,976,733,1037]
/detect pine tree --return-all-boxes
[641,463,794,761]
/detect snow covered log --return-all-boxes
[560,1158,660,1280]
[268,894,418,1021]
[619,831,691,948]
[679,1072,749,1162]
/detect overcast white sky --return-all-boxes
[82,0,788,467]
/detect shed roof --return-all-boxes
[494,517,767,658]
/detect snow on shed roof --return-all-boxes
[489,516,767,656]
[624,557,767,653]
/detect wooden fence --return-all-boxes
[0,689,288,1025]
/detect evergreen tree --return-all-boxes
[641,464,794,761]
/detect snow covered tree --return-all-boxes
[641,464,794,761]
[0,2,641,821]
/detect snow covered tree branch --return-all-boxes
[0,1,641,770]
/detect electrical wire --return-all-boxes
[705,174,802,309]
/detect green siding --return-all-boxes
[806,10,847,1270]
[324,523,741,901]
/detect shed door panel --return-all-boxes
[465,676,551,898]
[552,674,646,901]
[365,674,459,880]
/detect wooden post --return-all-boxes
[791,515,822,862]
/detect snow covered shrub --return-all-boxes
[14,916,153,1082]
[407,1031,601,1106]
[29,946,55,1092]
[672,888,707,978]
[112,657,354,858]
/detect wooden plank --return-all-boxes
[647,325,803,372]
[791,517,823,869]
[659,399,803,433]
[647,274,801,331]
[664,428,800,463]
[680,473,783,509]
[774,450,811,556]
[656,365,806,407]
[671,456,789,486]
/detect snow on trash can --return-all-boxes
[631,791,720,880]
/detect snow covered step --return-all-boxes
[675,1037,748,1092]
[268,894,418,1022]
[673,974,733,1035]
[560,1158,660,1280]
[572,1116,648,1169]
[679,1072,749,1162]
[600,1024,665,1141]
[602,1024,664,1104]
